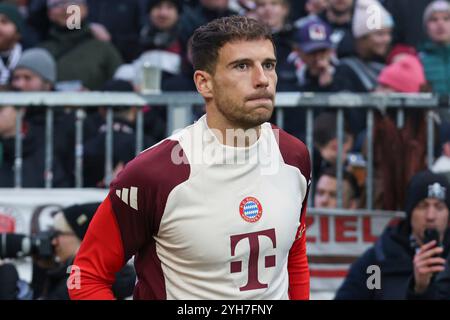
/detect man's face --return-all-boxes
[411,198,449,245]
[298,48,333,76]
[200,0,228,10]
[51,212,80,263]
[427,11,450,44]
[256,0,289,30]
[150,1,179,31]
[329,0,353,14]
[11,68,51,92]
[362,28,392,58]
[318,134,353,164]
[314,175,354,208]
[0,14,19,51]
[0,106,16,138]
[208,39,277,129]
[48,3,88,27]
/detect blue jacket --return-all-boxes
[335,221,450,300]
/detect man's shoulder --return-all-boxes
[112,138,190,188]
[270,124,311,178]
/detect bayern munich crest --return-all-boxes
[239,197,263,223]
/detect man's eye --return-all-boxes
[263,62,275,70]
[235,63,248,71]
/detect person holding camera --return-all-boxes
[0,203,136,300]
[335,170,450,299]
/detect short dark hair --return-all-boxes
[318,167,361,200]
[190,15,275,74]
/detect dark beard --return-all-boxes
[216,102,273,130]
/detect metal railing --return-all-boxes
[0,91,446,211]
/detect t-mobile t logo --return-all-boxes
[230,228,276,291]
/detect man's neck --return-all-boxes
[205,109,262,148]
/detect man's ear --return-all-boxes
[194,70,213,99]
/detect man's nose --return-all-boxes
[253,65,269,88]
[425,207,438,221]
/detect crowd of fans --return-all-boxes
[1,0,450,210]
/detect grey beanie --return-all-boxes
[15,48,57,84]
[423,0,450,25]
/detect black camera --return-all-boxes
[0,231,56,259]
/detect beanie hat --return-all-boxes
[15,48,57,84]
[423,0,450,25]
[405,170,450,223]
[147,0,183,13]
[352,0,394,39]
[378,55,426,93]
[0,3,24,35]
[61,203,100,240]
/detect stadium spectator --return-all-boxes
[314,167,360,209]
[0,103,70,188]
[292,15,341,92]
[336,0,394,134]
[179,0,236,48]
[254,0,297,91]
[137,0,184,82]
[39,0,122,90]
[82,79,156,188]
[335,170,450,299]
[9,47,77,185]
[0,3,24,87]
[384,0,435,48]
[313,112,354,179]
[33,203,136,299]
[318,0,355,58]
[86,0,143,63]
[337,0,393,92]
[10,47,55,92]
[420,0,450,95]
[372,55,429,210]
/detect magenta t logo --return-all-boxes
[230,228,277,291]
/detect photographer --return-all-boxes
[0,203,136,300]
[335,170,450,299]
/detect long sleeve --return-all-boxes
[68,197,125,300]
[288,188,310,300]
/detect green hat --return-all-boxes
[0,3,24,35]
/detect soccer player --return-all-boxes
[69,15,311,300]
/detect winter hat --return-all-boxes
[15,48,57,84]
[147,0,183,13]
[0,3,24,35]
[294,15,334,53]
[378,55,426,93]
[423,0,450,25]
[405,170,450,222]
[59,203,101,240]
[352,0,394,39]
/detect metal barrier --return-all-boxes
[0,91,445,211]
